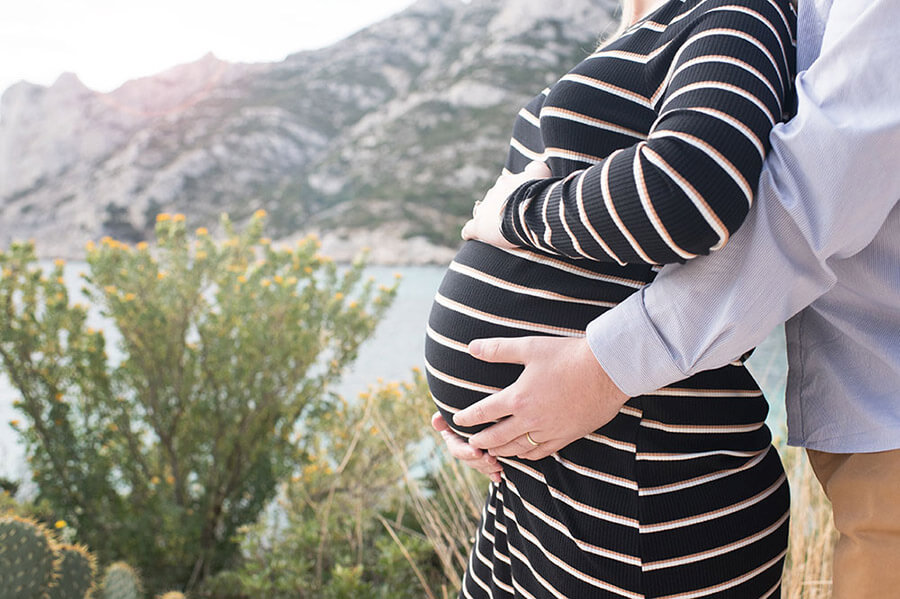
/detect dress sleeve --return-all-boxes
[501,0,796,265]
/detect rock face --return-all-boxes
[0,0,616,263]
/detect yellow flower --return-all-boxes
[261,278,271,288]
[55,393,64,402]
[8,420,19,427]
[137,241,149,251]
[157,271,167,280]
[195,251,207,260]
[54,520,66,529]
[165,475,175,485]
[85,241,96,251]
[101,236,113,246]
[349,301,358,309]
[156,213,171,222]
[54,259,65,267]
[237,275,248,283]
[195,227,208,236]
[273,275,283,284]
[334,292,344,301]
[304,266,313,274]
[253,209,267,219]
[151,476,161,485]
[124,293,136,302]
[104,285,117,294]
[173,213,186,223]
[56,277,65,284]
[260,237,271,245]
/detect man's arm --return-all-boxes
[589,0,900,397]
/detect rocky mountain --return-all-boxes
[0,0,617,263]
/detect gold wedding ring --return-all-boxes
[472,200,482,217]
[525,432,541,447]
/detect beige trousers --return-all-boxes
[807,448,900,599]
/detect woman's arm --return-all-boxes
[501,0,796,265]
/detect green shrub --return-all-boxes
[0,211,396,593]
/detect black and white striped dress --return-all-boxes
[425,0,796,597]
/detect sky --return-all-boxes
[0,0,419,96]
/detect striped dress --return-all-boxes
[425,0,796,597]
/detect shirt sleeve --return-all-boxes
[500,0,796,265]
[586,0,900,397]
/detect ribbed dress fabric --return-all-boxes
[425,0,797,597]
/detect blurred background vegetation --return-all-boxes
[0,215,836,598]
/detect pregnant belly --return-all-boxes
[425,240,653,436]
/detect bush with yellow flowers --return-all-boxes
[0,211,396,594]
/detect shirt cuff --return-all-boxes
[585,289,690,397]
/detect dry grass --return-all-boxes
[780,445,837,599]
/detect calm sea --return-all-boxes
[0,263,788,480]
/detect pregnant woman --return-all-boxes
[424,0,796,597]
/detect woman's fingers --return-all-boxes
[524,160,551,177]
[432,412,503,482]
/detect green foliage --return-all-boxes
[47,545,96,599]
[99,562,142,599]
[0,515,57,599]
[208,373,443,599]
[0,211,397,593]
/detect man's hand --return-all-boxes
[452,336,630,460]
[431,412,503,483]
[461,160,551,248]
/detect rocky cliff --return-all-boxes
[0,0,616,263]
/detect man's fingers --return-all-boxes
[480,434,541,459]
[468,337,530,364]
[453,389,515,428]
[467,415,532,451]
[519,439,564,461]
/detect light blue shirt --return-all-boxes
[586,0,900,453]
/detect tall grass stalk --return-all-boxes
[372,405,486,597]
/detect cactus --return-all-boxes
[156,593,186,599]
[46,544,96,599]
[0,515,58,599]
[99,562,142,599]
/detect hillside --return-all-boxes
[0,0,616,263]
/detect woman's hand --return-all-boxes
[431,412,503,483]
[452,336,630,460]
[461,160,551,248]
